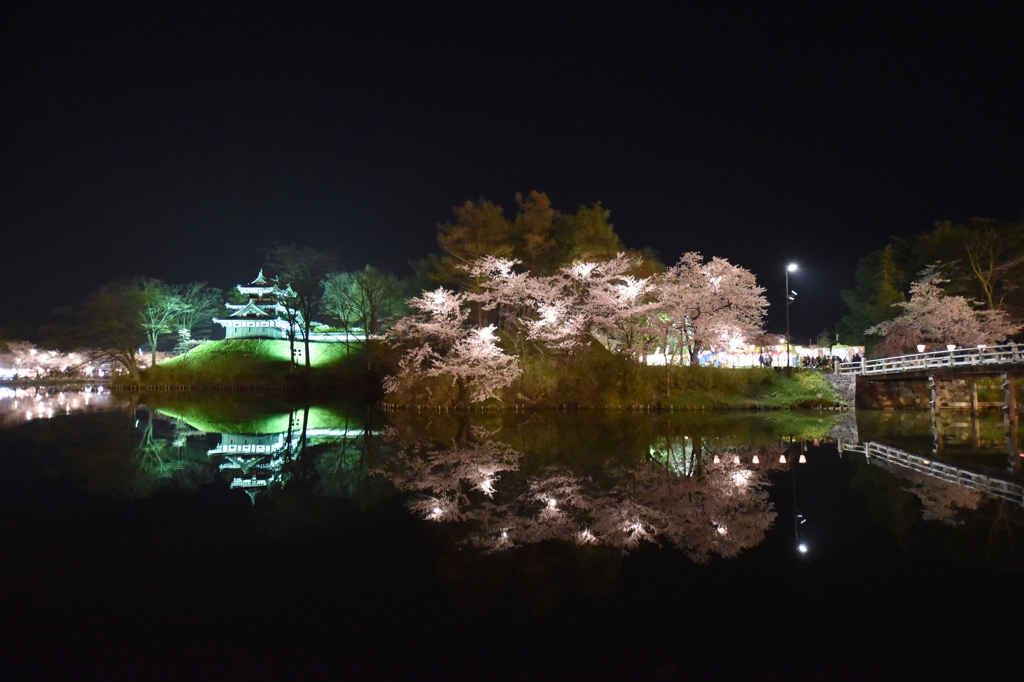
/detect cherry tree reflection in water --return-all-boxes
[0,385,113,426]
[376,425,784,561]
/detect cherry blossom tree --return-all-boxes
[384,288,520,405]
[522,279,591,353]
[374,427,523,523]
[653,253,767,366]
[463,256,535,352]
[388,287,469,351]
[870,325,925,358]
[460,252,657,358]
[428,326,521,403]
[867,266,1022,346]
[585,269,656,359]
[377,425,779,560]
[387,250,768,401]
[0,342,95,378]
[525,253,655,356]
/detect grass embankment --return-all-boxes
[137,339,384,391]
[389,341,844,410]
[136,338,842,409]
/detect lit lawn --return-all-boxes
[150,393,364,434]
[141,339,360,386]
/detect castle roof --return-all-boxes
[228,300,273,318]
[250,269,271,286]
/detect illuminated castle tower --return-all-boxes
[212,270,302,340]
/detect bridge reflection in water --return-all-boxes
[847,410,1024,507]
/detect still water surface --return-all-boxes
[2,386,1023,679]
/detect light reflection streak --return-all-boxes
[0,386,112,426]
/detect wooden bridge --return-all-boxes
[838,343,1024,378]
[845,441,1024,506]
[837,343,1024,416]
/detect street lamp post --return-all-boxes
[785,263,797,370]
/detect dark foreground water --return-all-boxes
[2,387,1023,680]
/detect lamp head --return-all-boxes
[787,263,798,272]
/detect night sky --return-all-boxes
[3,4,1021,341]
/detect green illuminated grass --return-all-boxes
[141,339,372,387]
[146,393,365,434]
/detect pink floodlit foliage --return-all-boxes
[378,425,779,560]
[375,427,524,522]
[527,253,655,355]
[525,296,591,353]
[385,251,769,401]
[465,256,533,314]
[871,325,925,358]
[389,287,469,352]
[867,266,1023,346]
[385,288,520,403]
[653,253,768,364]
[427,326,521,402]
[464,256,536,351]
[0,341,133,379]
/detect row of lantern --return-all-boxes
[712,453,807,465]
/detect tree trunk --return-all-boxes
[665,359,671,397]
[299,405,310,452]
[288,332,296,372]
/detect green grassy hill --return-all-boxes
[138,338,843,410]
[140,339,377,388]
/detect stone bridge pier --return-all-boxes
[839,343,1024,422]
[853,369,1020,425]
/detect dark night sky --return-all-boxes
[2,4,1021,341]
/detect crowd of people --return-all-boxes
[755,353,860,371]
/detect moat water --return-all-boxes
[2,386,1022,679]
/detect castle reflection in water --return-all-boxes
[3,387,1022,561]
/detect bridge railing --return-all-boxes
[839,342,1022,377]
[845,441,1024,505]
